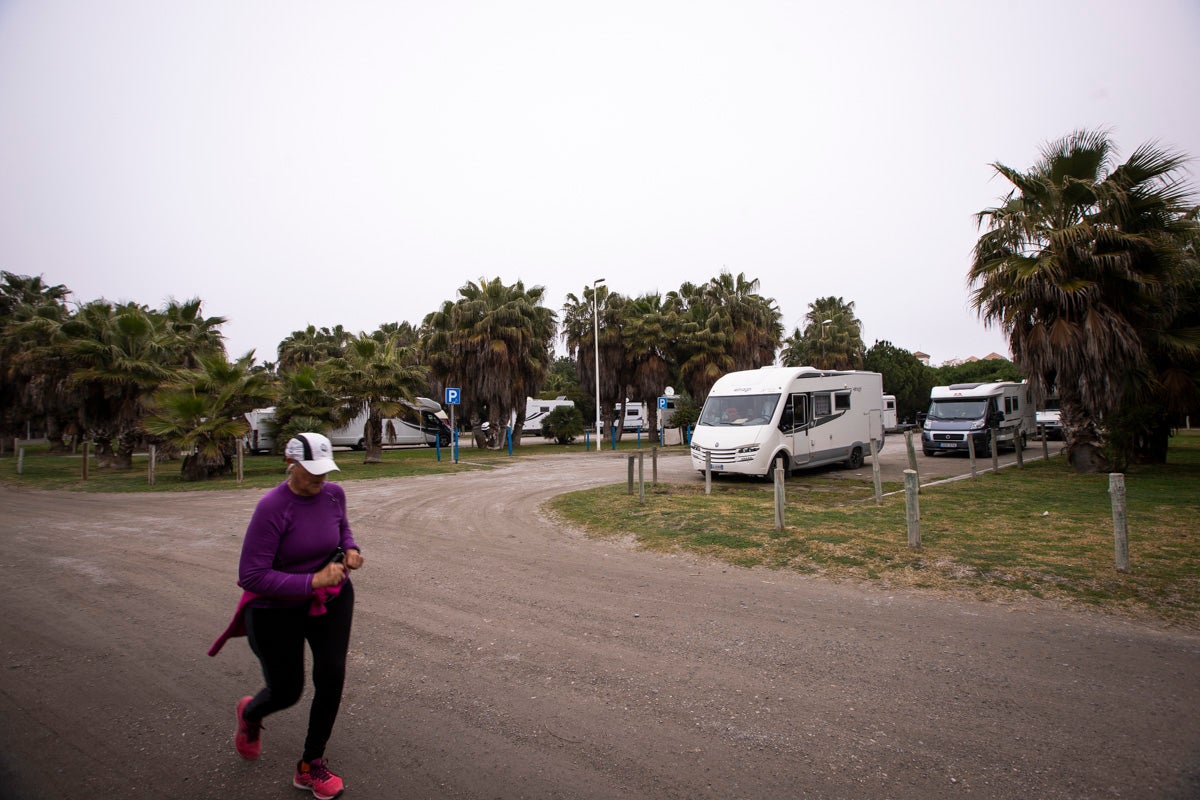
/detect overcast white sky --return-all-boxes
[2,1,1198,367]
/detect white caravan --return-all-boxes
[921,381,1034,456]
[598,401,648,434]
[1036,392,1062,440]
[329,397,451,449]
[521,397,575,435]
[689,367,886,477]
[882,394,899,432]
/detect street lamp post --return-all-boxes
[593,278,606,447]
[820,319,832,366]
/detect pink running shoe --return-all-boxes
[293,758,344,799]
[234,696,262,760]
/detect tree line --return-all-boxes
[2,129,1195,477]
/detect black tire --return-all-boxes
[846,446,864,470]
[764,451,789,480]
[923,448,936,457]
[354,438,365,451]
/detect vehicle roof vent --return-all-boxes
[948,383,984,390]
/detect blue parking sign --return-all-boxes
[658,397,668,409]
[445,387,461,406]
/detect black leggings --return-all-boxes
[243,581,354,762]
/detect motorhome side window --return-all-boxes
[835,392,851,411]
[813,393,832,417]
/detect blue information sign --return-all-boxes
[445,387,461,406]
[658,397,668,409]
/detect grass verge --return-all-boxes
[548,431,1200,627]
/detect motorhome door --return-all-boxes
[780,393,812,466]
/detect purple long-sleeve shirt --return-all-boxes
[238,480,359,608]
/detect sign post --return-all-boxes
[445,387,461,463]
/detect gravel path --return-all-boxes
[0,448,1196,799]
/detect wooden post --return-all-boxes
[17,447,24,475]
[990,429,999,472]
[236,438,244,483]
[1109,473,1130,573]
[773,463,785,530]
[705,451,712,495]
[1015,433,1024,468]
[869,437,882,505]
[966,435,977,478]
[638,451,645,504]
[148,444,156,485]
[904,469,921,548]
[904,430,919,491]
[627,455,635,495]
[82,441,89,481]
[652,446,658,486]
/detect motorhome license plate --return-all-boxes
[939,443,956,448]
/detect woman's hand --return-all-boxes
[344,548,364,570]
[312,561,346,589]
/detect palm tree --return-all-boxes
[780,297,865,369]
[425,278,556,448]
[143,353,274,480]
[970,129,1199,470]
[64,301,173,468]
[277,325,349,371]
[621,293,678,432]
[562,284,627,435]
[0,272,72,445]
[322,331,428,463]
[159,297,228,367]
[701,272,783,371]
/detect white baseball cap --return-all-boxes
[285,432,340,475]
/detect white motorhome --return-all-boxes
[521,397,575,435]
[329,397,452,449]
[243,407,277,454]
[1036,392,1062,440]
[689,367,886,477]
[921,381,1034,456]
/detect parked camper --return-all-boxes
[921,381,1033,456]
[329,397,452,449]
[1036,393,1062,440]
[689,367,885,477]
[598,401,648,434]
[882,394,899,432]
[243,407,277,454]
[521,397,576,435]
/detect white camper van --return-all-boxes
[921,381,1034,456]
[521,397,575,435]
[598,401,648,435]
[329,397,452,449]
[689,367,886,477]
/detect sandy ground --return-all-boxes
[0,444,1197,800]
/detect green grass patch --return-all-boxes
[549,430,1200,627]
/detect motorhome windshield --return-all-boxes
[927,398,989,421]
[699,393,781,426]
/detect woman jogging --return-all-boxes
[220,432,364,799]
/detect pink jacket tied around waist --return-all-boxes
[208,583,343,657]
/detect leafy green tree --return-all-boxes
[541,405,584,444]
[862,341,934,423]
[970,129,1199,470]
[143,353,274,480]
[930,358,1024,386]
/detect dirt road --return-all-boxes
[1,449,1196,799]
